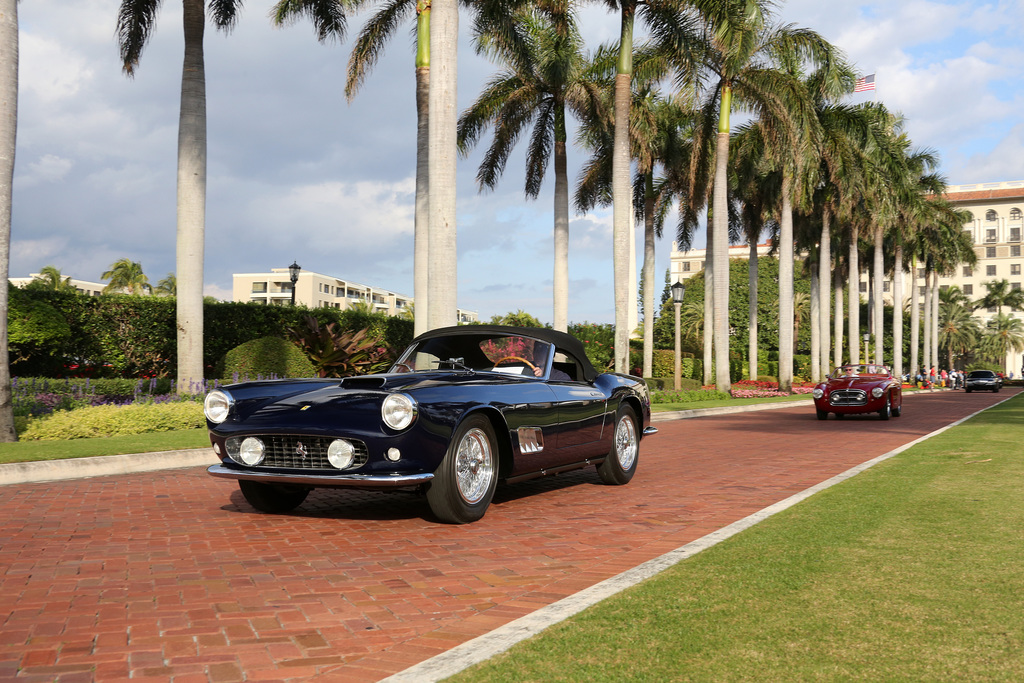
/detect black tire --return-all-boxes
[427,414,498,524]
[892,400,902,417]
[878,395,891,421]
[816,409,829,421]
[836,412,845,420]
[598,405,639,485]
[238,480,309,513]
[965,388,972,393]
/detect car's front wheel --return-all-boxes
[598,405,639,485]
[879,395,891,421]
[238,480,310,513]
[816,409,829,421]
[892,399,902,417]
[427,415,498,524]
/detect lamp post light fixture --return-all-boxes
[288,261,301,306]
[863,333,870,363]
[671,281,686,392]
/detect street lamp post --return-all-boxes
[671,281,686,392]
[863,333,870,364]
[288,261,301,306]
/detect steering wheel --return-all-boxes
[493,355,538,372]
[393,362,414,373]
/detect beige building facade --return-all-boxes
[232,268,479,323]
[9,275,106,296]
[669,180,1024,374]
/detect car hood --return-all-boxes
[218,371,531,426]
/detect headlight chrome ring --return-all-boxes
[382,393,418,431]
[872,387,884,398]
[238,437,265,466]
[204,390,234,424]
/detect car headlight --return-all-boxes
[812,388,824,399]
[382,393,417,431]
[327,439,355,469]
[204,390,234,424]
[872,387,884,398]
[238,437,265,465]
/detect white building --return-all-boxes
[232,268,479,323]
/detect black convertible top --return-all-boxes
[412,325,600,382]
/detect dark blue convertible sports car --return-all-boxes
[204,325,657,523]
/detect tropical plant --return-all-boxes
[28,266,77,293]
[489,309,545,327]
[155,273,177,297]
[937,301,980,372]
[0,0,18,441]
[286,315,394,377]
[974,279,1024,317]
[102,258,152,295]
[979,313,1024,375]
[117,0,243,392]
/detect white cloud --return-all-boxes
[17,154,74,187]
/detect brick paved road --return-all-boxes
[0,389,1016,682]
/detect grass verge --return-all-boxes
[0,429,209,465]
[451,393,1024,681]
[652,392,813,412]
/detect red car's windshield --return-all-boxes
[830,364,890,378]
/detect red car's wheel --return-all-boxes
[816,409,829,420]
[878,395,891,421]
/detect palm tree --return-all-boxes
[938,300,979,371]
[102,258,152,295]
[155,273,177,296]
[693,10,836,392]
[31,266,77,293]
[975,279,1024,317]
[0,0,18,441]
[117,0,244,392]
[458,4,598,332]
[981,313,1024,375]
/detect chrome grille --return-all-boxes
[829,389,867,406]
[226,435,369,470]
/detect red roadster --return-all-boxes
[812,364,903,421]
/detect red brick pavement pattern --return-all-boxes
[0,390,1014,682]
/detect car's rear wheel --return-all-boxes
[816,409,829,421]
[598,405,639,485]
[879,395,891,421]
[427,415,498,524]
[238,480,309,513]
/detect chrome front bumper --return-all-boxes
[207,464,434,489]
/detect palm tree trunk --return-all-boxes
[712,129,731,391]
[748,237,758,380]
[848,225,860,364]
[872,225,884,364]
[703,218,713,386]
[833,267,843,367]
[909,257,919,380]
[175,0,207,395]
[611,3,634,373]
[428,0,458,329]
[413,16,430,336]
[641,173,655,376]
[818,213,831,379]
[553,135,569,333]
[893,243,904,380]
[0,0,18,440]
[810,264,820,382]
[778,173,794,393]
[922,270,931,375]
[931,271,940,371]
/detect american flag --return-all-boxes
[854,74,876,92]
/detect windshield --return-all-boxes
[830,364,889,378]
[392,333,556,377]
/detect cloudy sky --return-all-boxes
[13,0,1024,324]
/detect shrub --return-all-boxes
[217,337,316,380]
[645,377,701,391]
[651,389,731,404]
[20,402,205,441]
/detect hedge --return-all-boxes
[19,403,205,440]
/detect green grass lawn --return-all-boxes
[450,393,1024,681]
[0,429,209,465]
[652,392,813,412]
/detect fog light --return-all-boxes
[213,442,222,455]
[386,447,401,462]
[238,437,265,465]
[328,439,355,469]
